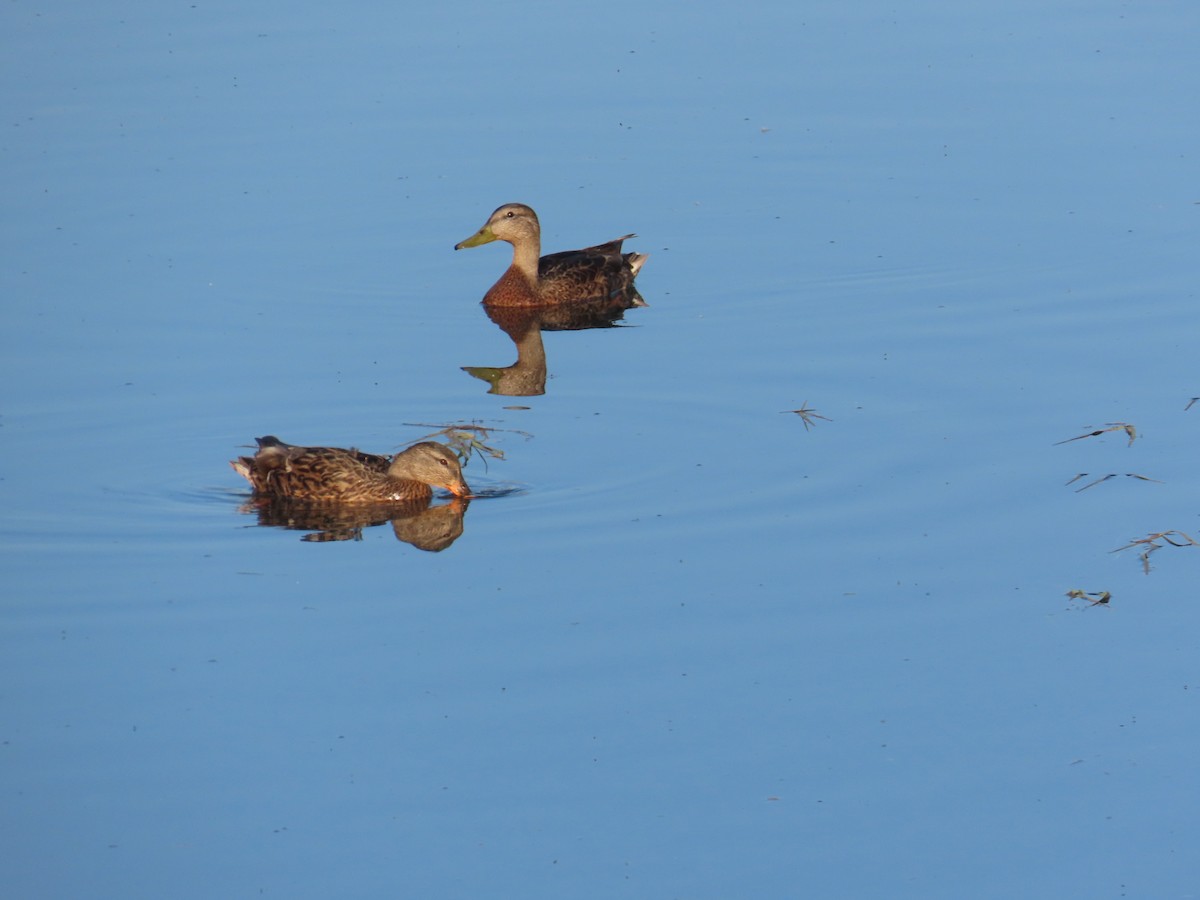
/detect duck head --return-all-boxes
[455,203,541,250]
[389,441,471,498]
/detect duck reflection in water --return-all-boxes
[455,203,648,307]
[463,297,646,396]
[240,496,468,548]
[231,437,470,548]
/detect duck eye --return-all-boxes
[505,210,514,218]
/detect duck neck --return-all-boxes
[511,238,541,283]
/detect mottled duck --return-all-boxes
[231,437,469,503]
[455,203,647,307]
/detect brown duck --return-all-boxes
[455,203,648,307]
[231,437,469,503]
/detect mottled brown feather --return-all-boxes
[231,437,469,503]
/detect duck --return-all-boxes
[455,203,648,307]
[230,437,470,503]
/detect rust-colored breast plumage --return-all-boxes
[483,237,646,307]
[482,266,541,307]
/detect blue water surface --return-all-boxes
[3,1,1198,898]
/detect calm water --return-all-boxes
[4,2,1199,898]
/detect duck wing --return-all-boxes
[233,436,395,499]
[537,236,645,303]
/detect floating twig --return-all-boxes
[1065,589,1111,607]
[1186,397,1199,411]
[1066,472,1164,492]
[403,421,532,471]
[1110,530,1199,574]
[1054,423,1137,447]
[784,402,832,432]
